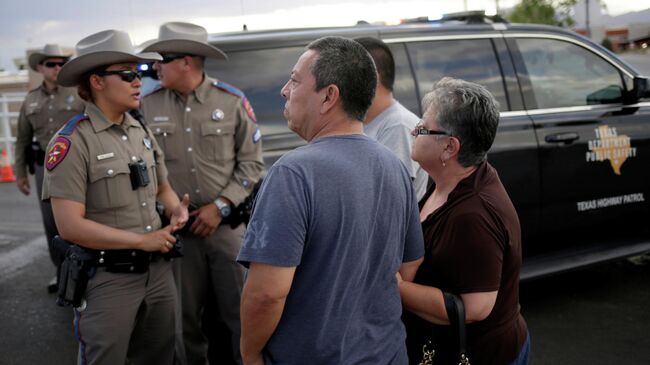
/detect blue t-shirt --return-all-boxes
[238,134,424,365]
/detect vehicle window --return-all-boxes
[388,43,420,115]
[407,39,508,111]
[516,38,623,108]
[205,46,305,134]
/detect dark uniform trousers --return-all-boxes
[74,260,176,365]
[34,162,62,266]
[179,223,246,365]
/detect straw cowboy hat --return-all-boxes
[28,44,73,71]
[142,22,227,60]
[57,29,162,87]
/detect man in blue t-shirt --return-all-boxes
[237,36,424,365]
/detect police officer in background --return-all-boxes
[42,29,189,365]
[14,44,85,292]
[141,22,264,365]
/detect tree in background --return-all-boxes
[601,38,613,51]
[508,0,578,27]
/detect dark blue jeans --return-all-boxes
[509,332,531,365]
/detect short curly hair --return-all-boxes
[421,77,500,167]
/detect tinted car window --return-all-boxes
[407,39,508,111]
[205,46,305,136]
[388,43,420,115]
[516,38,624,108]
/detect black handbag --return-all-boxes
[419,292,470,365]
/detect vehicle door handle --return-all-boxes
[545,132,579,144]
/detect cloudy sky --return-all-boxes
[0,0,646,71]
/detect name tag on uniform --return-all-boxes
[153,116,169,122]
[29,102,38,107]
[97,152,115,160]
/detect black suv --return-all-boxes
[198,13,650,279]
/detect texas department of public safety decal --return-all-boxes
[46,136,71,171]
[585,125,637,175]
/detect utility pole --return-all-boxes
[586,0,591,38]
[464,0,468,11]
[496,0,500,14]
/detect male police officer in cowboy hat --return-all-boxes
[140,22,264,365]
[15,44,85,292]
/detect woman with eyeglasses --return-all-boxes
[398,78,530,365]
[41,29,189,365]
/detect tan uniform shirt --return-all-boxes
[42,103,168,234]
[141,75,264,207]
[14,83,85,178]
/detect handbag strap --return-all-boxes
[443,292,470,365]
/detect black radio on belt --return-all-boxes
[129,159,150,190]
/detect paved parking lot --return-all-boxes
[520,258,650,364]
[1,177,649,364]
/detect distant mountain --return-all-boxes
[601,8,650,26]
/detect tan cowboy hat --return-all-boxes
[28,44,73,71]
[142,22,227,60]
[58,29,162,87]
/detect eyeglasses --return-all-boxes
[411,126,451,137]
[159,54,191,64]
[95,70,142,83]
[43,61,66,68]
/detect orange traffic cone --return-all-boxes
[0,148,16,183]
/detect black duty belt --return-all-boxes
[94,249,163,274]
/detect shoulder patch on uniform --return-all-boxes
[214,80,257,123]
[46,137,71,171]
[59,113,89,136]
[214,80,244,98]
[242,97,257,123]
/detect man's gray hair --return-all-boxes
[422,77,500,167]
[306,36,377,121]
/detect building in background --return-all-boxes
[0,69,28,163]
[572,1,650,51]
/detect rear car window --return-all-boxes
[407,39,508,111]
[387,43,420,114]
[515,38,624,109]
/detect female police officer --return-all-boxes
[42,29,189,365]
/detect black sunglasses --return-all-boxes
[95,70,142,83]
[159,54,191,64]
[412,127,451,136]
[43,61,66,68]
